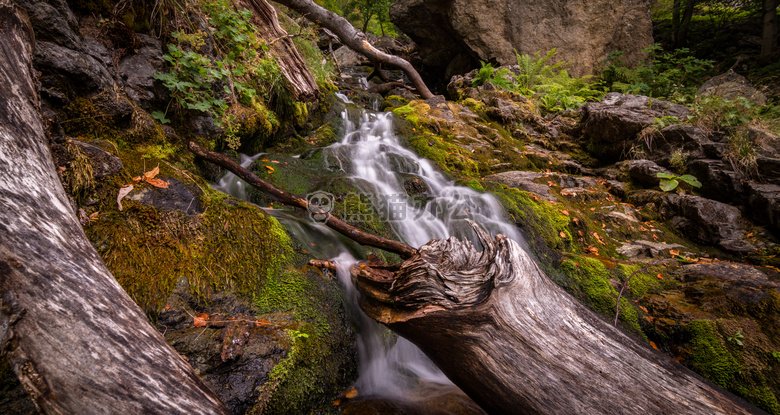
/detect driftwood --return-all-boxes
[352,222,766,415]
[0,2,229,413]
[187,141,417,259]
[272,0,434,99]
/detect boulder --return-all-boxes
[581,93,689,161]
[14,0,80,50]
[390,0,653,77]
[616,240,685,259]
[34,41,115,95]
[119,34,169,109]
[70,139,123,179]
[661,194,755,253]
[484,171,556,201]
[698,70,767,106]
[687,159,746,203]
[627,159,672,188]
[128,178,204,215]
[747,182,780,235]
[651,124,711,161]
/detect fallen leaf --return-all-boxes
[265,165,275,173]
[193,313,209,327]
[746,232,754,238]
[656,274,665,280]
[262,158,270,162]
[561,210,570,216]
[146,177,169,188]
[271,160,280,164]
[344,387,358,399]
[117,185,133,211]
[669,249,680,257]
[560,231,567,239]
[650,341,659,350]
[254,319,272,327]
[639,306,649,313]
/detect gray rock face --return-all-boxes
[119,34,168,109]
[484,171,556,201]
[581,93,690,161]
[34,41,115,94]
[698,70,767,106]
[390,0,653,78]
[15,0,80,50]
[627,159,672,188]
[688,159,746,202]
[617,240,685,259]
[661,194,755,253]
[747,182,780,234]
[129,178,204,215]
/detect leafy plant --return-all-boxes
[598,45,713,99]
[472,61,513,90]
[154,0,284,149]
[773,351,780,362]
[656,172,702,192]
[669,148,689,173]
[689,95,758,131]
[725,128,759,177]
[727,330,744,346]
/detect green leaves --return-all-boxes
[727,331,744,347]
[656,172,702,192]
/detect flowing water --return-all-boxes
[215,98,523,405]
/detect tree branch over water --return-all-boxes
[188,141,417,259]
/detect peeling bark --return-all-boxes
[352,222,766,415]
[0,2,229,413]
[272,0,434,99]
[238,0,319,101]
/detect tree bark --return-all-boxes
[0,3,230,413]
[761,0,779,58]
[674,0,696,48]
[238,0,319,101]
[271,0,434,99]
[187,141,417,259]
[351,222,766,415]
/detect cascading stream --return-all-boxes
[214,100,524,401]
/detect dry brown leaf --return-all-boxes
[656,274,664,280]
[669,249,680,257]
[117,185,133,211]
[561,210,570,216]
[344,387,358,399]
[193,313,210,327]
[650,341,659,350]
[146,177,169,188]
[560,231,567,239]
[265,165,275,174]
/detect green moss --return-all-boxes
[686,320,780,414]
[559,256,642,334]
[252,270,356,414]
[391,101,431,128]
[63,142,96,204]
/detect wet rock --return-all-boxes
[581,93,689,161]
[158,277,289,415]
[119,34,168,109]
[616,240,685,259]
[34,41,115,95]
[607,211,640,223]
[687,159,746,203]
[70,139,123,178]
[128,178,204,215]
[334,46,370,67]
[484,171,555,201]
[747,182,780,234]
[627,159,672,188]
[698,70,767,106]
[756,156,780,185]
[661,194,755,253]
[341,383,487,415]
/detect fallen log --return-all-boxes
[272,0,434,99]
[187,141,417,259]
[352,222,766,415]
[0,2,230,413]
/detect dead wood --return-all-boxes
[351,222,766,415]
[187,141,417,259]
[0,2,230,413]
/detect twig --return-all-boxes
[613,259,673,326]
[308,259,338,271]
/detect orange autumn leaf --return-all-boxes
[560,231,567,239]
[146,177,169,188]
[669,249,680,257]
[650,341,659,350]
[656,274,665,280]
[560,210,570,216]
[265,165,275,173]
[193,313,209,327]
[133,165,168,188]
[254,319,272,327]
[639,306,649,313]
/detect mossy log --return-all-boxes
[272,0,434,99]
[352,222,767,415]
[0,2,229,413]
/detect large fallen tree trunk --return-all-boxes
[0,2,229,413]
[271,0,435,99]
[352,222,766,415]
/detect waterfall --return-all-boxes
[214,102,523,402]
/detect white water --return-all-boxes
[215,102,523,400]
